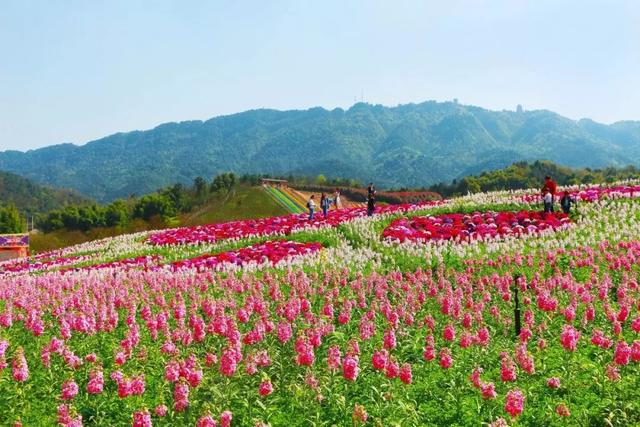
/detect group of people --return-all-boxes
[542,175,575,214]
[306,183,378,220]
[306,176,574,222]
[306,189,342,220]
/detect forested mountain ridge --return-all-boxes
[1,101,639,202]
[0,170,91,215]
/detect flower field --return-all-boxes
[2,182,640,426]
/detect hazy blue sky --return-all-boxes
[1,0,638,151]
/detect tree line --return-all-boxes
[37,173,237,233]
[427,161,640,197]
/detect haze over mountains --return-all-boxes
[1,100,639,202]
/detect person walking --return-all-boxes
[542,176,558,212]
[367,193,376,216]
[367,182,375,199]
[543,191,553,213]
[320,193,330,218]
[333,188,342,210]
[307,195,316,220]
[560,191,575,215]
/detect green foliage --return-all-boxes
[430,160,640,197]
[1,102,638,202]
[0,203,25,233]
[133,194,177,220]
[210,173,236,193]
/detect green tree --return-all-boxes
[134,194,176,220]
[0,204,25,233]
[193,177,207,197]
[105,200,130,227]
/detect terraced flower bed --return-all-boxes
[1,182,640,426]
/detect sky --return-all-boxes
[1,0,638,151]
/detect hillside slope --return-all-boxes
[0,170,91,214]
[31,185,288,252]
[1,101,639,201]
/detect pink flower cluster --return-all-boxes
[170,240,322,270]
[148,202,439,246]
[383,210,569,243]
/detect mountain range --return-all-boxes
[1,101,639,202]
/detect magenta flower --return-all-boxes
[547,377,561,389]
[220,410,233,427]
[259,380,274,396]
[399,363,412,385]
[12,347,28,382]
[61,379,79,401]
[504,388,525,417]
[342,356,359,382]
[132,410,152,427]
[560,325,580,352]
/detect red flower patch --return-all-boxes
[170,240,322,270]
[383,211,570,243]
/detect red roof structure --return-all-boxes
[0,234,29,261]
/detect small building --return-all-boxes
[0,234,29,261]
[261,178,288,189]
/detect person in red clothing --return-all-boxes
[542,175,558,212]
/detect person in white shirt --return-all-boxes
[543,191,552,213]
[307,195,316,220]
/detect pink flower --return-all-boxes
[130,375,145,395]
[132,410,152,427]
[259,380,273,396]
[423,345,435,361]
[372,349,388,370]
[205,352,218,367]
[173,381,190,411]
[547,377,561,389]
[439,348,453,369]
[61,379,79,401]
[342,356,359,382]
[614,341,631,366]
[327,345,342,371]
[399,363,412,385]
[115,351,127,365]
[277,322,292,343]
[606,363,621,381]
[383,329,397,350]
[500,355,517,382]
[631,341,640,362]
[220,411,232,427]
[385,359,399,379]
[443,323,456,342]
[154,405,168,417]
[470,367,483,388]
[556,404,571,417]
[196,414,217,427]
[220,348,239,377]
[353,404,368,424]
[560,325,580,351]
[87,370,104,394]
[12,347,29,382]
[481,382,497,400]
[490,418,509,427]
[504,388,525,417]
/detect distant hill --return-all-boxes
[428,160,640,197]
[0,170,91,214]
[1,101,639,202]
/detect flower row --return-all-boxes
[383,210,570,243]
